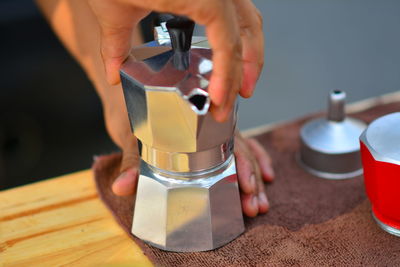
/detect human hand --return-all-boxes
[35,0,269,215]
[88,0,264,122]
[234,131,274,217]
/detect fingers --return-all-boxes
[119,135,140,173]
[157,0,244,121]
[235,134,269,217]
[205,4,242,122]
[101,84,141,197]
[240,176,269,217]
[240,193,259,217]
[89,0,251,121]
[112,135,141,196]
[246,138,275,182]
[255,169,269,214]
[233,0,264,98]
[162,0,242,122]
[88,0,261,120]
[235,145,257,195]
[200,0,264,120]
[88,0,148,84]
[112,167,139,196]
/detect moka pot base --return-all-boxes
[132,156,244,252]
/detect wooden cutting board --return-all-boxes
[0,170,152,267]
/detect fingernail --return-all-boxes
[251,195,258,210]
[262,164,275,180]
[258,192,269,206]
[249,174,256,192]
[246,82,256,98]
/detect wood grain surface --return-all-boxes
[0,170,152,267]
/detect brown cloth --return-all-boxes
[93,101,400,267]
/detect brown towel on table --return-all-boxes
[93,101,400,267]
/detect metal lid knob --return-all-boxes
[166,16,195,70]
[166,16,195,53]
[299,90,367,179]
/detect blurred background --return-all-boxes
[1,0,399,189]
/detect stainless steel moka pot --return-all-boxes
[119,16,244,252]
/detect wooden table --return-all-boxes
[1,91,399,267]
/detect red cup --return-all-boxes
[360,112,400,236]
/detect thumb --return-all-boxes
[112,136,140,196]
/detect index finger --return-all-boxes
[201,1,243,119]
[233,0,264,98]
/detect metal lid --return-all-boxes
[360,112,400,165]
[299,90,367,179]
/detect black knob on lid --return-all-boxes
[166,16,195,53]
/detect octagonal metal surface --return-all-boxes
[120,37,236,154]
[132,157,244,252]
